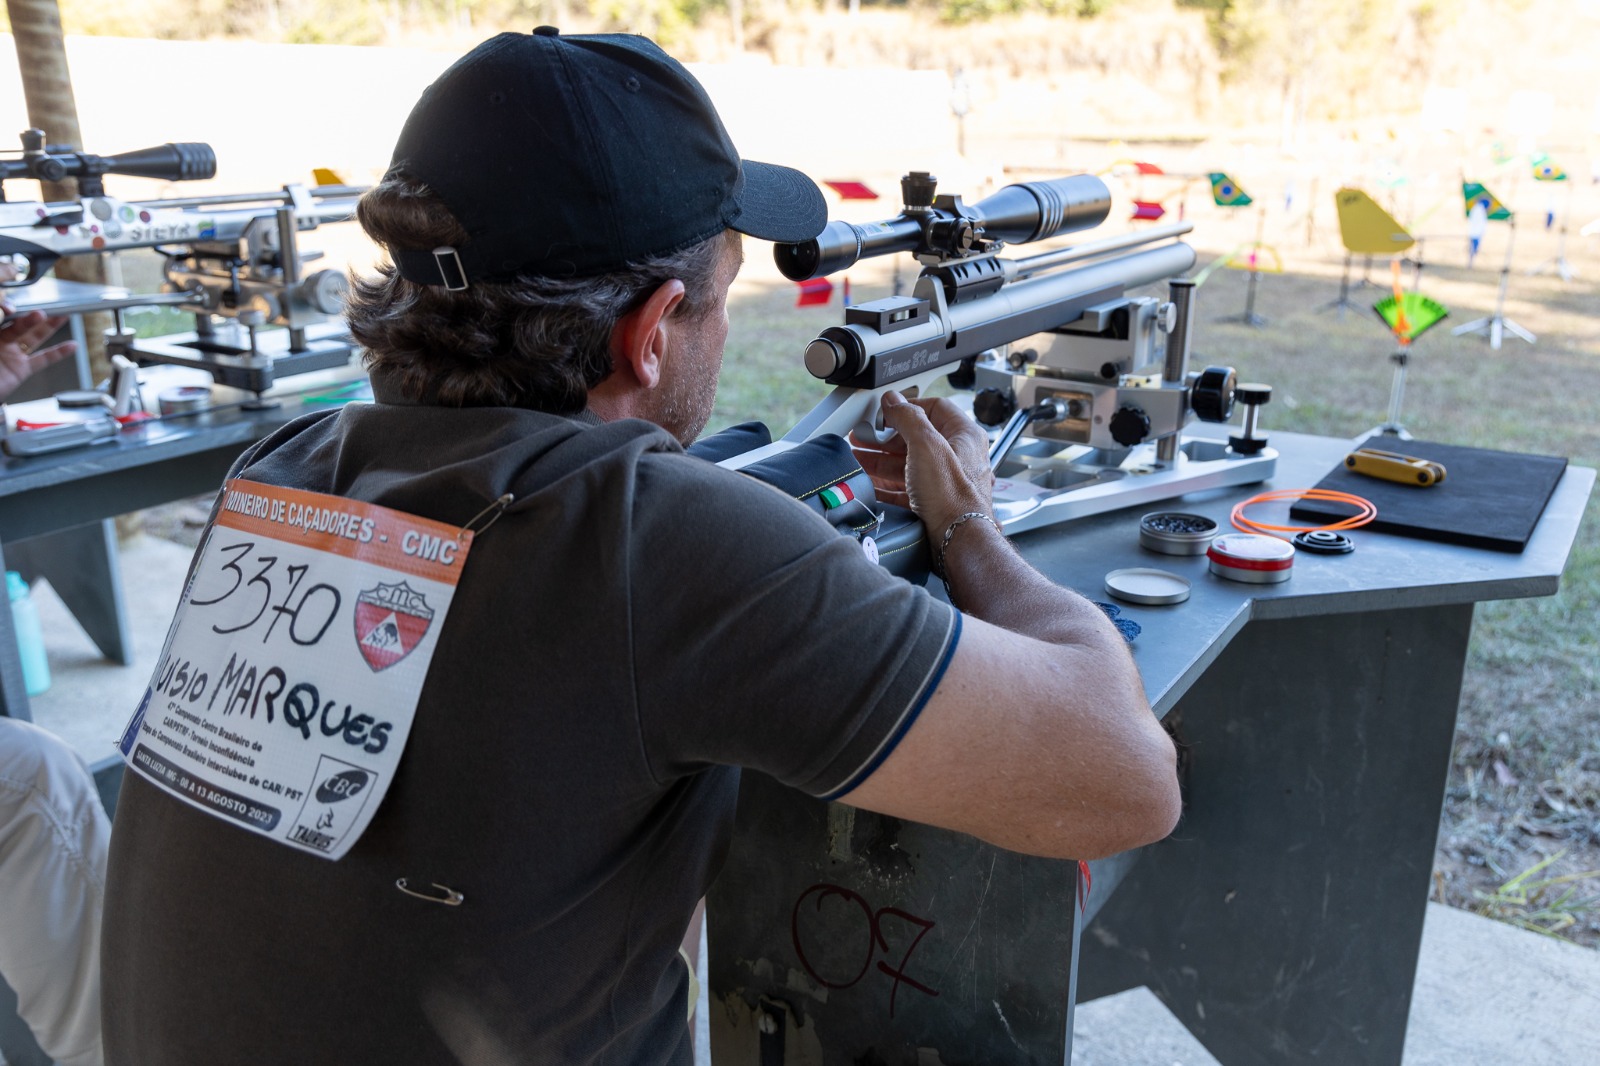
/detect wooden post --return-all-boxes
[6,0,114,380]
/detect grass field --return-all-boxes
[708,207,1600,946]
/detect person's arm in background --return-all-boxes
[1,264,78,401]
[0,719,109,1066]
[844,390,1181,861]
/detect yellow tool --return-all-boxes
[1344,448,1447,487]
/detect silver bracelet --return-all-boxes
[936,510,997,607]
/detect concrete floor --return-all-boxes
[18,533,1600,1065]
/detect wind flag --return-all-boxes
[1531,153,1568,182]
[1333,188,1416,256]
[1467,202,1489,266]
[824,180,878,201]
[795,278,833,307]
[1462,182,1512,221]
[1374,293,1449,343]
[1373,261,1448,345]
[1209,172,1253,207]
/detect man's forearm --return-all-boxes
[939,517,1134,658]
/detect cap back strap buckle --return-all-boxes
[432,246,469,291]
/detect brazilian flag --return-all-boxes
[1462,182,1512,221]
[1531,153,1568,182]
[1209,172,1253,207]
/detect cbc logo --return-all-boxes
[315,768,371,804]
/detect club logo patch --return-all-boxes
[354,581,435,671]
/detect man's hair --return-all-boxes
[346,172,735,412]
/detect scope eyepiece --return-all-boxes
[773,173,1112,281]
[774,217,922,282]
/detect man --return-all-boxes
[102,29,1178,1064]
[0,718,108,1066]
[0,278,107,1066]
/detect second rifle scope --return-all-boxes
[1,129,215,193]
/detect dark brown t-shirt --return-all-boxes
[103,399,956,1064]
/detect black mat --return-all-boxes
[1288,439,1568,553]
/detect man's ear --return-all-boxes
[609,279,686,390]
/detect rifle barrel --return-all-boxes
[1012,222,1194,279]
[133,186,368,210]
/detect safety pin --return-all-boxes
[458,493,514,540]
[396,878,465,906]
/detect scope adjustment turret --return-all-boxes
[901,171,938,210]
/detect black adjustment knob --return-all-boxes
[1235,382,1272,405]
[946,356,977,391]
[901,171,938,209]
[972,386,1017,427]
[1109,405,1151,447]
[1190,365,1238,423]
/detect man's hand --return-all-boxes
[840,388,1180,860]
[0,301,77,403]
[851,390,995,534]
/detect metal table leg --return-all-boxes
[1078,603,1473,1065]
[709,771,1085,1063]
[7,520,133,665]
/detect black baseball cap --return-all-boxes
[386,27,827,285]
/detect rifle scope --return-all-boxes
[774,173,1111,282]
[1,129,215,196]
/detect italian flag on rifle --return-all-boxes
[819,483,855,509]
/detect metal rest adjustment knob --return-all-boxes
[1190,365,1238,423]
[972,386,1017,427]
[1229,382,1272,456]
[1109,405,1151,447]
[1234,382,1272,407]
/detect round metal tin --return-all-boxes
[158,385,212,416]
[1139,511,1218,556]
[55,389,108,409]
[1207,533,1295,584]
[1105,567,1192,605]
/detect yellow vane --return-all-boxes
[1334,188,1416,256]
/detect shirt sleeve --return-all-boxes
[628,452,959,798]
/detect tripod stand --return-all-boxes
[1530,181,1577,282]
[1319,254,1380,318]
[1216,206,1271,328]
[1367,344,1416,440]
[1452,220,1536,350]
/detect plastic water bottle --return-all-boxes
[7,571,51,696]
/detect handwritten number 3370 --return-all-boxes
[190,540,342,646]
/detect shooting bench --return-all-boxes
[707,427,1593,1065]
[0,400,1590,1065]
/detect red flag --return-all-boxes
[1134,161,1165,175]
[824,180,878,201]
[795,278,833,307]
[1131,200,1166,221]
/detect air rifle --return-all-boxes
[1,129,364,394]
[725,171,1275,538]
